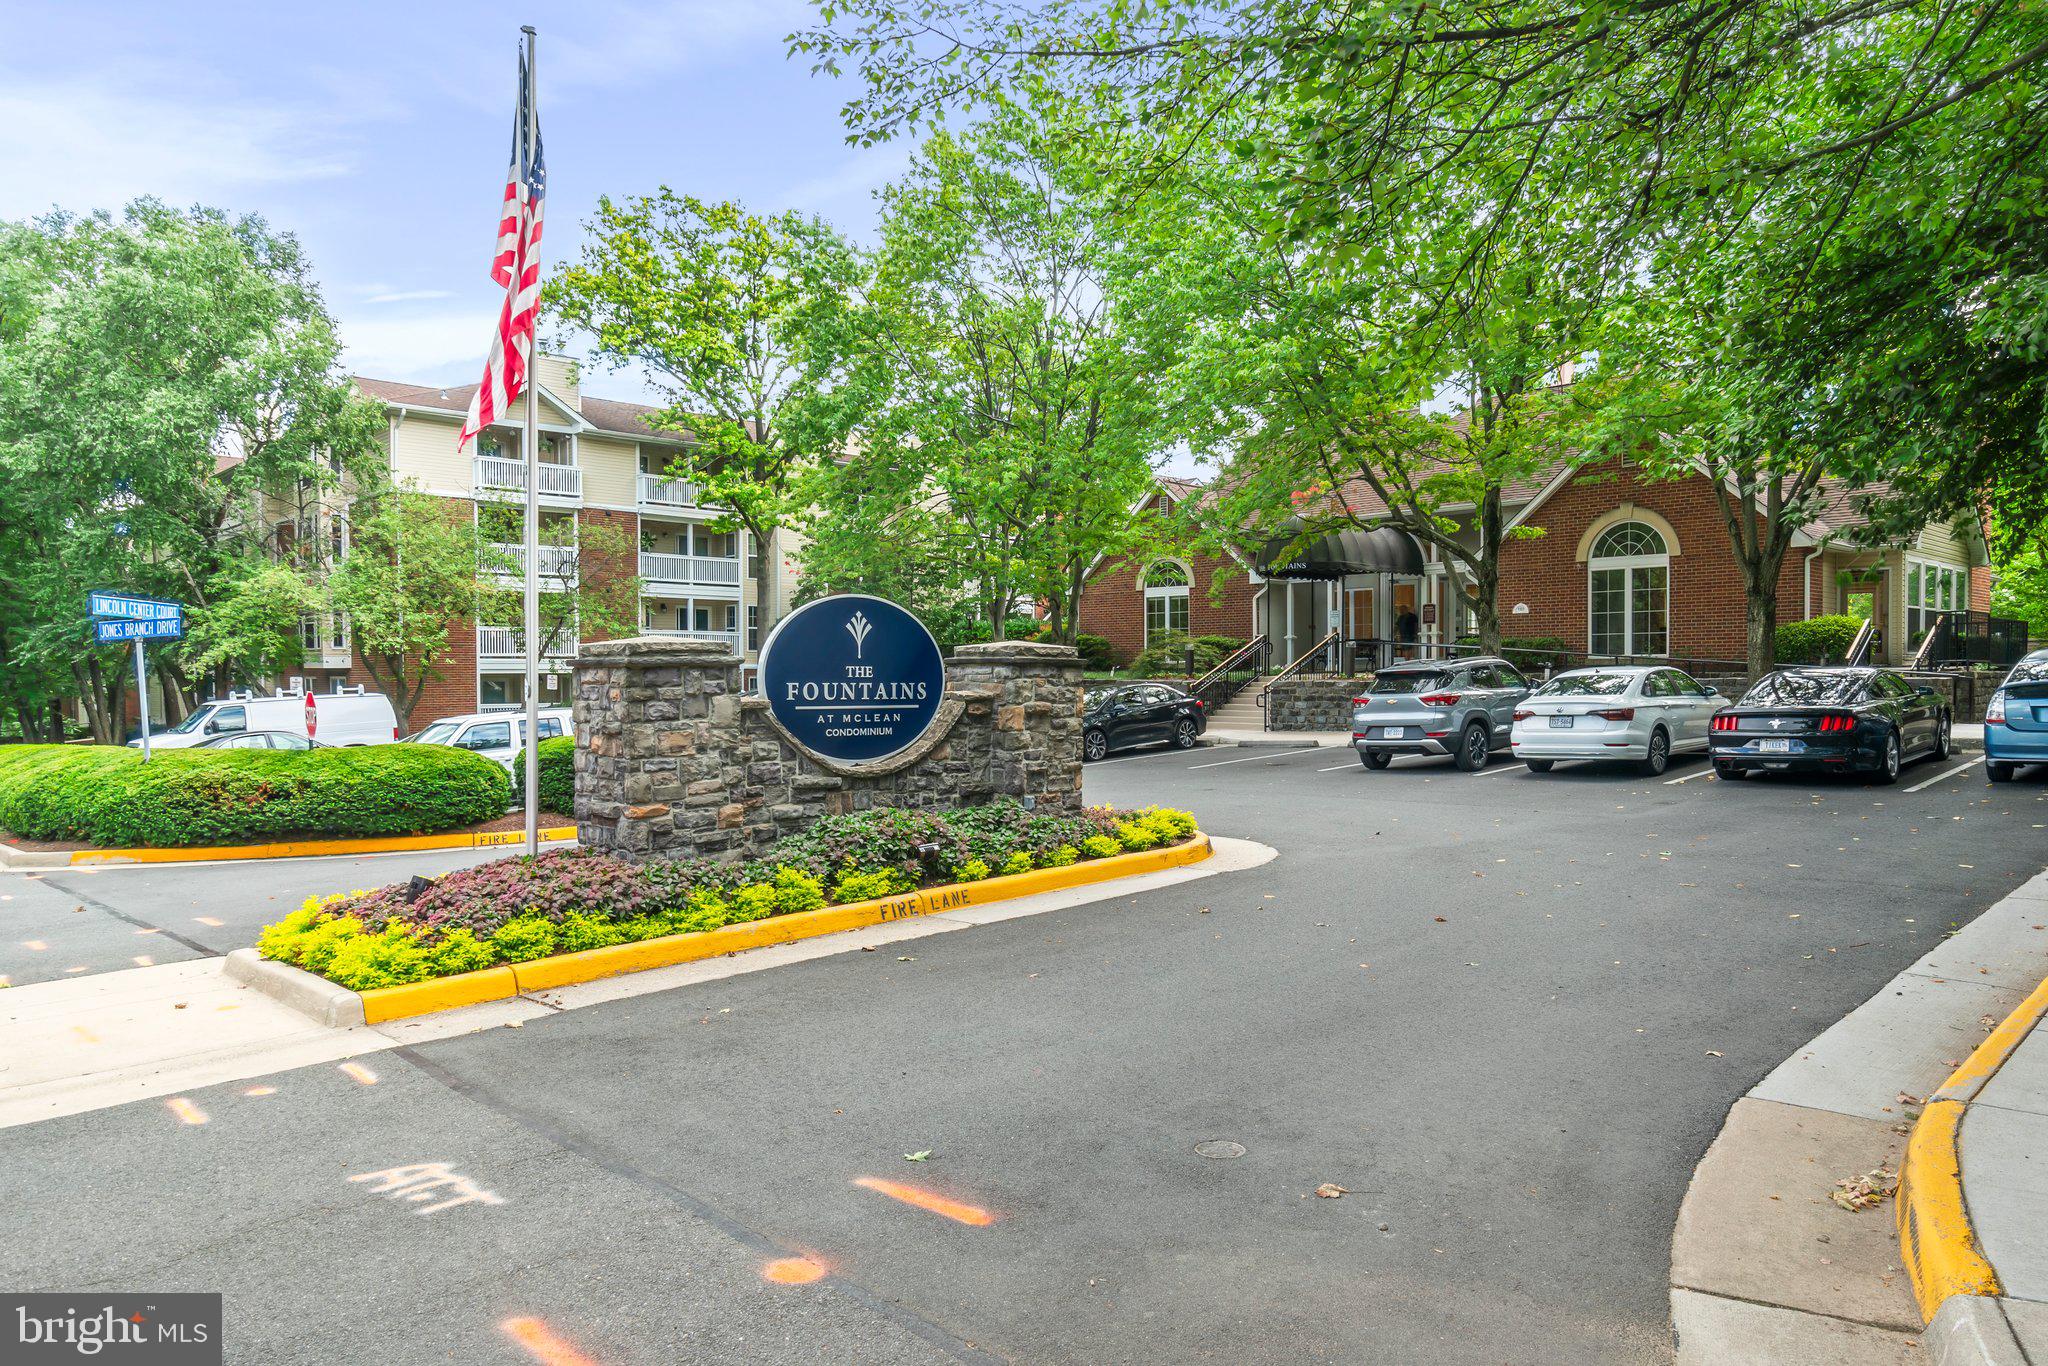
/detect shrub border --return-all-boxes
[46,825,579,868]
[236,833,1212,1025]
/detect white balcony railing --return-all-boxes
[475,455,582,500]
[638,551,741,588]
[476,625,577,660]
[638,472,714,509]
[486,542,579,580]
[645,627,743,651]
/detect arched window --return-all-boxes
[1588,521,1668,657]
[1141,560,1191,643]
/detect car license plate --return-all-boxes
[1758,738,1793,753]
[1548,716,1574,729]
[1382,727,1408,739]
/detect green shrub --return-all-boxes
[1074,634,1125,671]
[430,929,497,976]
[1080,834,1123,859]
[1131,633,1240,677]
[509,734,576,815]
[490,914,558,963]
[1114,819,1161,851]
[1775,614,1865,664]
[832,867,916,902]
[954,857,992,882]
[0,743,509,848]
[1001,850,1034,876]
[1046,844,1079,867]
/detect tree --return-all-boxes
[325,491,485,735]
[548,194,862,633]
[802,121,1168,640]
[473,505,642,658]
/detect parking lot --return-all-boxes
[2,742,2043,1363]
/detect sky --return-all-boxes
[3,0,912,405]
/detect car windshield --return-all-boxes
[1743,673,1867,706]
[1084,690,1115,710]
[1369,670,1454,696]
[164,706,214,735]
[2007,657,2048,685]
[1535,672,1637,697]
[408,721,462,745]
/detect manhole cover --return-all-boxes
[1194,1139,1246,1159]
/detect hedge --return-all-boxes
[259,800,1199,990]
[1775,614,1864,665]
[509,734,576,815]
[0,744,511,848]
[1131,633,1245,676]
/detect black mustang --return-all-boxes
[1082,684,1207,760]
[1708,667,1952,784]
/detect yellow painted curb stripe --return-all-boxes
[357,834,1214,1020]
[1933,974,2048,1104]
[361,967,521,1024]
[1897,1098,2001,1320]
[68,826,578,866]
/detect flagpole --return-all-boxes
[521,23,541,860]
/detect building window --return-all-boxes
[1141,560,1191,644]
[747,604,760,651]
[1907,560,1967,644]
[1587,521,1668,657]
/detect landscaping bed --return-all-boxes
[259,800,1198,991]
[0,744,512,848]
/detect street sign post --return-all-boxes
[89,593,185,761]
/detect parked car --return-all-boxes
[138,688,398,750]
[1082,684,1206,760]
[1509,666,1725,776]
[1985,648,2048,782]
[1351,656,1531,771]
[1708,667,1951,784]
[404,709,573,770]
[195,730,328,751]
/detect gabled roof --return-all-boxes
[352,376,697,443]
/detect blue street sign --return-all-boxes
[89,592,182,624]
[758,594,945,763]
[95,617,184,644]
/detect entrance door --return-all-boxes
[1844,582,1883,662]
[1391,582,1420,658]
[1347,588,1376,670]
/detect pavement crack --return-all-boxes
[389,1044,1010,1366]
[38,875,220,958]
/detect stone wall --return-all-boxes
[574,637,1085,863]
[1264,677,1363,732]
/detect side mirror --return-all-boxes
[1706,686,1722,697]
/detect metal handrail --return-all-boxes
[1843,618,1876,666]
[1272,628,1341,684]
[1190,634,1268,696]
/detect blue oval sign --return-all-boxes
[759,594,946,763]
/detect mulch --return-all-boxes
[0,810,574,855]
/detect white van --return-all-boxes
[403,709,573,770]
[141,686,399,750]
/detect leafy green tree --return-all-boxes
[548,193,863,632]
[474,505,643,658]
[183,560,326,700]
[325,490,485,734]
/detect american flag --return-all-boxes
[459,48,546,450]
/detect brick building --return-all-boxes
[1077,460,1990,673]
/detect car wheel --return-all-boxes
[1525,758,1555,773]
[1083,729,1108,762]
[1714,761,1747,781]
[1453,721,1489,772]
[1871,730,1901,785]
[1361,749,1392,770]
[1988,760,2015,783]
[1638,727,1670,777]
[1934,712,1952,760]
[1171,718,1199,749]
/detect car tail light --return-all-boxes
[1352,697,1368,706]
[1815,713,1856,732]
[1512,708,1533,722]
[1986,693,2006,723]
[1593,708,1635,721]
[1711,715,1737,732]
[1420,693,1462,706]
[1193,699,1204,710]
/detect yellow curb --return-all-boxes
[67,826,578,866]
[353,834,1213,1020]
[1895,974,2048,1322]
[360,966,521,1024]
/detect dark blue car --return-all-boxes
[1985,649,2048,782]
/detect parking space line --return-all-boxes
[1087,749,1185,767]
[1666,767,1717,784]
[1188,748,1324,770]
[1904,757,1983,793]
[1477,762,1527,777]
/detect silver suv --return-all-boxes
[1351,657,1533,771]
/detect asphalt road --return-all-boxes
[3,746,2044,1364]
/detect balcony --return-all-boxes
[476,625,578,664]
[637,472,718,511]
[475,455,582,504]
[644,627,743,652]
[301,644,352,669]
[486,542,579,583]
[638,551,742,592]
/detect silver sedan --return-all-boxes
[1509,666,1726,776]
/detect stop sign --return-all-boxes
[304,693,317,738]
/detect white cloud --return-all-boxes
[363,289,456,305]
[548,0,808,94]
[775,143,913,234]
[0,67,354,220]
[339,308,500,386]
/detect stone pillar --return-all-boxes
[573,637,743,859]
[945,641,1085,811]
